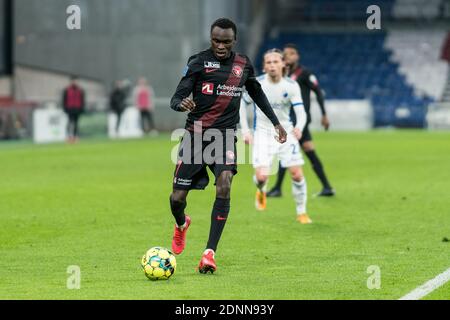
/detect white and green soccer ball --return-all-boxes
[141,247,176,280]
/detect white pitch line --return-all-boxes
[399,267,450,300]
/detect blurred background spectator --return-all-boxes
[133,77,157,136]
[109,80,128,134]
[62,76,85,142]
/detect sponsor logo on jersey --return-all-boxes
[204,61,220,69]
[202,82,214,95]
[174,177,192,186]
[231,64,243,78]
[216,84,243,97]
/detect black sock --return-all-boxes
[74,119,79,137]
[116,114,121,133]
[272,163,287,191]
[206,197,230,252]
[170,195,186,227]
[305,150,332,189]
[68,118,75,137]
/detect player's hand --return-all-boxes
[293,127,302,140]
[242,132,253,145]
[274,124,287,144]
[321,115,330,131]
[179,98,196,112]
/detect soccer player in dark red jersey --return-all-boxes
[267,43,335,198]
[168,18,287,274]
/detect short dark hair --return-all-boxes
[284,43,299,53]
[210,18,237,39]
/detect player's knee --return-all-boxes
[216,183,231,198]
[216,172,233,198]
[302,142,314,152]
[255,171,268,184]
[290,168,304,182]
[170,190,187,204]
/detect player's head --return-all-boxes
[283,43,300,67]
[210,18,237,60]
[263,48,285,80]
[138,77,147,86]
[114,79,122,88]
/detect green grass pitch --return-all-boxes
[0,130,449,299]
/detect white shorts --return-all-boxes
[252,129,304,169]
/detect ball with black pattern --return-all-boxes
[141,247,176,280]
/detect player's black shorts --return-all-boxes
[172,129,238,190]
[299,125,313,145]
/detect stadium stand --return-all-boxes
[273,0,395,23]
[441,33,450,102]
[385,30,449,101]
[442,32,450,62]
[392,0,442,19]
[4,0,450,134]
[257,29,448,128]
[274,0,447,22]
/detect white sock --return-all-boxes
[204,249,215,257]
[292,178,307,214]
[253,175,267,192]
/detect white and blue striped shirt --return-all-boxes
[240,74,306,134]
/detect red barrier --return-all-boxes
[441,32,450,62]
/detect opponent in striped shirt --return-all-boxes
[240,49,312,224]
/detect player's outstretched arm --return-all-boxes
[170,83,196,112]
[239,94,253,144]
[179,97,196,112]
[308,73,329,130]
[321,113,330,131]
[293,105,306,140]
[170,56,200,112]
[274,124,287,144]
[291,82,307,139]
[313,87,329,131]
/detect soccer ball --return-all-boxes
[141,247,176,280]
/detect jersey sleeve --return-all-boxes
[169,55,202,111]
[291,82,307,130]
[290,81,303,107]
[304,71,326,116]
[242,91,253,104]
[239,92,251,134]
